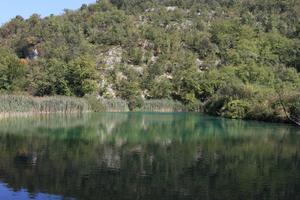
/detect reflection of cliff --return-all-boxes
[0,113,298,200]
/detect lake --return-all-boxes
[0,113,299,200]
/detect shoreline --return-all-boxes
[0,111,91,119]
[0,110,295,127]
[0,95,298,126]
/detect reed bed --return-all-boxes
[96,98,187,112]
[141,99,187,112]
[99,98,130,112]
[0,95,90,116]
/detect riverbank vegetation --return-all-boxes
[85,96,188,112]
[0,95,89,116]
[0,0,299,123]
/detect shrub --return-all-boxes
[222,100,250,119]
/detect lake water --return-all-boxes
[0,113,299,200]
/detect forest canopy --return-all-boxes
[0,0,299,121]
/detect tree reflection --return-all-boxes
[0,113,299,200]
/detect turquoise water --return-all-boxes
[0,113,299,200]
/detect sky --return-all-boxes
[0,0,96,25]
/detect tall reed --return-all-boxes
[99,98,130,112]
[141,99,187,112]
[0,95,90,115]
[93,98,187,112]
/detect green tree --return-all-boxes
[0,49,27,91]
[66,56,99,97]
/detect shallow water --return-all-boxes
[0,113,299,200]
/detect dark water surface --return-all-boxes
[0,113,299,200]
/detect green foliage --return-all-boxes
[149,77,172,99]
[0,0,299,122]
[0,49,27,91]
[141,99,186,112]
[222,100,250,119]
[128,95,144,111]
[85,95,106,112]
[65,56,99,97]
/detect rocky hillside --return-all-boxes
[0,0,299,121]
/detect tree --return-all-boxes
[149,77,172,99]
[66,56,99,97]
[0,49,27,91]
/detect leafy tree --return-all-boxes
[0,0,299,122]
[66,56,99,97]
[0,49,27,91]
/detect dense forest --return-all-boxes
[0,0,299,122]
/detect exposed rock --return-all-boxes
[196,58,221,71]
[145,8,156,12]
[150,56,158,63]
[99,79,106,88]
[116,72,127,81]
[128,65,144,75]
[196,58,204,67]
[166,6,177,11]
[28,48,39,60]
[107,47,122,65]
[138,39,151,49]
[99,79,117,99]
[103,84,116,98]
[142,90,150,99]
[214,59,221,66]
[135,66,144,75]
[181,20,193,29]
[158,73,173,80]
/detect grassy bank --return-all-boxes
[1,95,299,125]
[0,95,90,117]
[86,97,188,113]
[1,96,187,115]
[140,100,188,112]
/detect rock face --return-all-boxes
[166,6,177,11]
[29,48,39,60]
[100,46,123,68]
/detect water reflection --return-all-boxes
[0,182,74,200]
[0,113,299,200]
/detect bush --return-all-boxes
[245,101,276,121]
[222,100,250,119]
[128,96,144,111]
[204,96,228,116]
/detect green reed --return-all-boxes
[0,95,90,114]
[99,98,130,112]
[140,99,187,112]
[95,98,186,112]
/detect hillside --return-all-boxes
[0,0,299,122]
